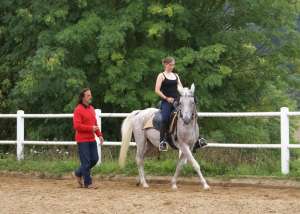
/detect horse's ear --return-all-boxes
[190,83,195,95]
[178,85,184,96]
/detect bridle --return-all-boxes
[176,95,198,124]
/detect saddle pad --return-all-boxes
[143,114,155,129]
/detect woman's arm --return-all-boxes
[73,109,94,132]
[155,73,167,100]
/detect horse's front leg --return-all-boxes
[180,143,210,190]
[171,151,187,190]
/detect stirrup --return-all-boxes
[159,141,168,152]
[192,138,207,153]
[198,138,207,148]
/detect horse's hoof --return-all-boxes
[203,184,210,190]
[171,185,178,190]
[142,183,149,188]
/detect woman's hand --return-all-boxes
[99,136,104,145]
[93,125,99,132]
[166,97,174,103]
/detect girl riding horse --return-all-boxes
[155,56,183,151]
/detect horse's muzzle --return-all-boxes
[182,116,192,125]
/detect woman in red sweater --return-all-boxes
[73,88,104,189]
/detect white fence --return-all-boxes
[1,107,300,174]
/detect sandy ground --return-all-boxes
[1,175,300,214]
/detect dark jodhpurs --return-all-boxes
[160,100,175,142]
[75,141,99,187]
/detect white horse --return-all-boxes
[119,84,210,190]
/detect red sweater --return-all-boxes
[73,104,103,143]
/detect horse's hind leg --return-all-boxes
[134,129,149,188]
[180,144,210,190]
[136,147,148,188]
[171,152,187,190]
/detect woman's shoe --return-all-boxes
[85,184,98,189]
[72,172,83,188]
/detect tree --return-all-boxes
[1,0,300,143]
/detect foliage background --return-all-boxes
[1,0,300,151]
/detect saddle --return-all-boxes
[143,110,179,150]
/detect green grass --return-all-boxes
[1,147,300,179]
[0,154,297,179]
[0,157,78,177]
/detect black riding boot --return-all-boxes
[159,123,168,151]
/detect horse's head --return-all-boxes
[177,84,197,125]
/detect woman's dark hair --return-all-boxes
[162,56,175,65]
[77,88,91,105]
[162,56,176,72]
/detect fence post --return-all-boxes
[280,107,289,174]
[95,109,102,165]
[16,110,24,161]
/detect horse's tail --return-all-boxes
[119,110,140,168]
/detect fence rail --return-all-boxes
[0,107,299,174]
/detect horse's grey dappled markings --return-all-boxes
[119,84,209,190]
